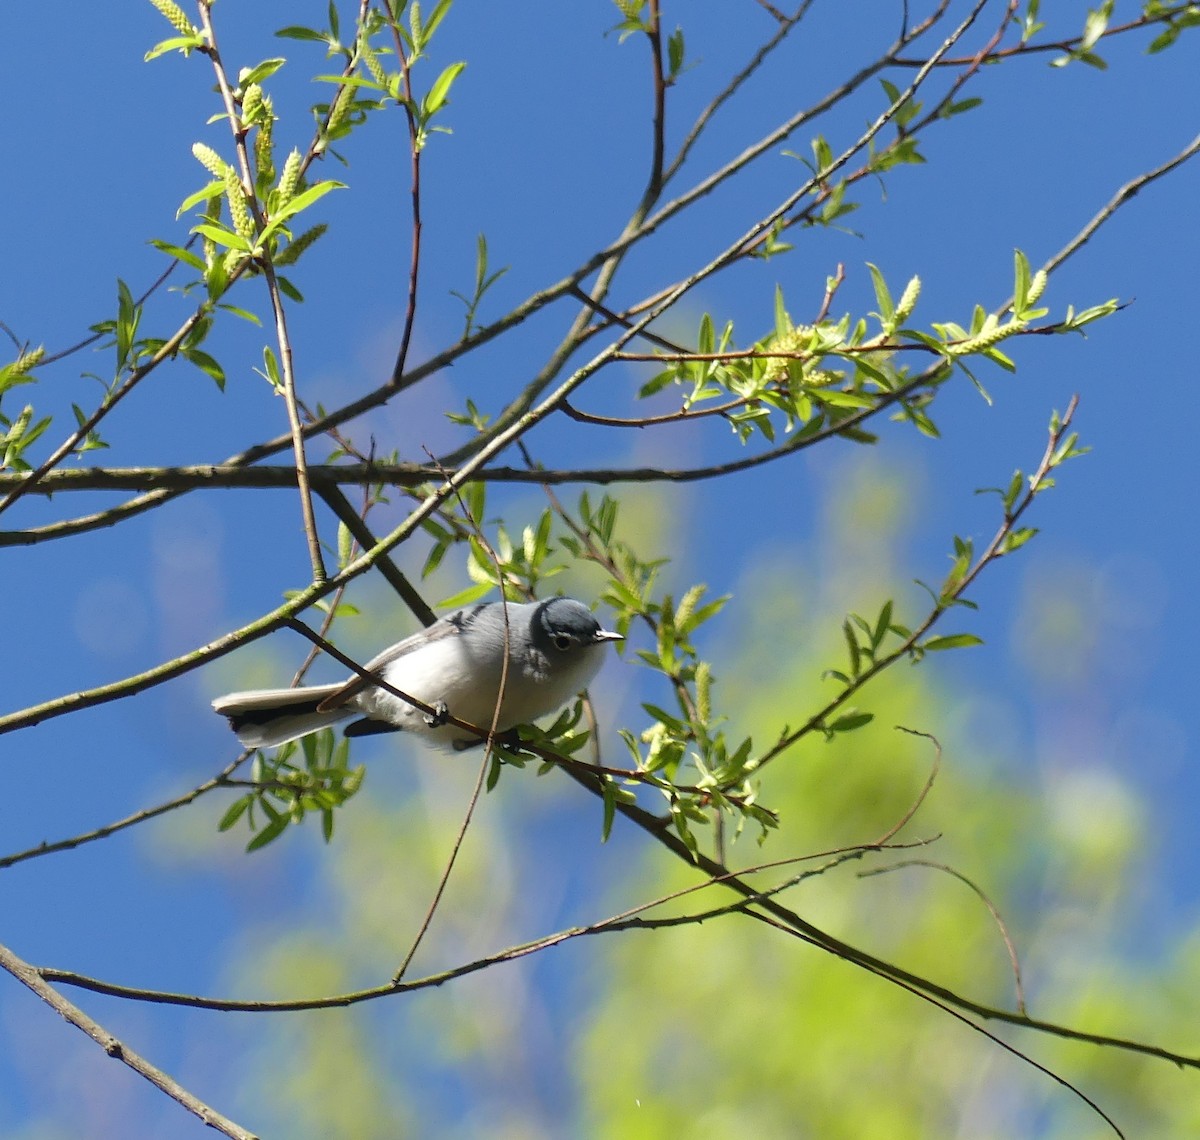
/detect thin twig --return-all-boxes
[871,726,942,846]
[199,2,326,582]
[386,7,423,385]
[35,838,939,1012]
[35,769,1200,1080]
[391,457,516,983]
[0,305,213,519]
[892,6,1187,67]
[860,857,1028,1014]
[0,754,252,869]
[744,906,1124,1138]
[1038,130,1200,283]
[0,940,258,1140]
[753,395,1083,775]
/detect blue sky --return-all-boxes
[2,2,1199,1134]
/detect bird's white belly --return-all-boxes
[348,635,606,744]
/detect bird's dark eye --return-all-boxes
[552,633,573,651]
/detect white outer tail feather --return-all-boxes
[211,684,352,750]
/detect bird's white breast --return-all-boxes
[349,632,607,745]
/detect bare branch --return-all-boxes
[0,754,250,870]
[0,940,258,1140]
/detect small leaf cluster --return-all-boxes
[789,134,861,230]
[824,599,908,695]
[975,408,1090,562]
[145,14,342,305]
[559,493,774,854]
[792,67,982,239]
[448,234,509,340]
[1146,2,1200,53]
[179,135,341,296]
[613,588,775,855]
[818,597,979,731]
[281,0,465,153]
[144,0,206,61]
[816,401,1091,741]
[0,345,51,472]
[869,79,929,172]
[1042,0,1200,65]
[637,255,1117,448]
[420,484,568,608]
[1052,0,1114,68]
[221,729,365,851]
[637,284,912,446]
[609,1,651,42]
[88,279,224,391]
[487,698,598,793]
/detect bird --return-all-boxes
[212,597,622,751]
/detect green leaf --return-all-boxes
[828,710,874,733]
[873,599,894,648]
[773,284,790,339]
[939,96,983,119]
[667,27,685,77]
[421,0,454,43]
[177,180,225,218]
[1080,0,1113,52]
[276,275,304,304]
[923,633,983,651]
[181,347,226,389]
[145,34,206,62]
[601,779,617,842]
[810,134,833,174]
[246,812,289,852]
[149,239,206,271]
[239,57,287,87]
[218,796,251,831]
[422,61,466,118]
[843,619,861,677]
[260,181,346,243]
[485,751,504,792]
[190,222,252,252]
[999,527,1038,554]
[1012,249,1032,315]
[275,25,332,43]
[867,262,894,329]
[217,304,263,325]
[437,581,493,609]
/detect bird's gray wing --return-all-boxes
[314,604,488,711]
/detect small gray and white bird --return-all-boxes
[212,597,622,751]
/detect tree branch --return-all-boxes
[0,940,258,1139]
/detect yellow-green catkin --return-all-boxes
[274,224,327,266]
[241,83,264,127]
[695,660,712,724]
[362,46,387,88]
[764,325,810,384]
[223,168,255,241]
[148,0,194,36]
[1026,269,1048,306]
[326,84,353,138]
[192,143,228,179]
[253,94,276,186]
[9,345,44,376]
[276,149,303,203]
[894,275,921,326]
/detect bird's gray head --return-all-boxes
[530,598,623,654]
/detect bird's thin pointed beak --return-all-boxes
[596,630,624,642]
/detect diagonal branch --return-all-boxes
[0,940,258,1140]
